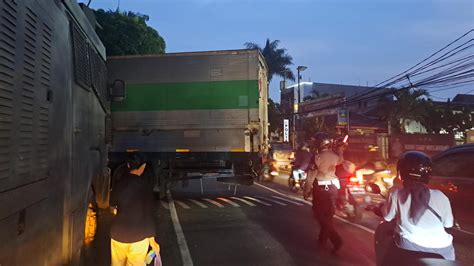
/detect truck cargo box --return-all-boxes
[107,49,269,155]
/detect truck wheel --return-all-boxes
[95,167,111,209]
[84,190,98,247]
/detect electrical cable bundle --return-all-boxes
[298,29,474,115]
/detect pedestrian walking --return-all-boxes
[110,153,160,266]
[311,133,344,254]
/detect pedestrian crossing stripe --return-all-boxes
[175,200,191,209]
[161,195,304,209]
[242,196,270,206]
[217,197,240,207]
[203,198,225,208]
[188,199,208,208]
[231,197,257,206]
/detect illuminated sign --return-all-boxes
[283,119,290,142]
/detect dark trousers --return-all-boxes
[312,184,342,247]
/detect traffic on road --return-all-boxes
[1,1,472,265]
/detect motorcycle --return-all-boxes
[335,161,371,223]
[359,161,396,197]
[288,163,307,192]
[368,183,459,266]
[258,159,279,182]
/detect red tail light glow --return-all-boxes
[349,175,364,185]
[349,177,359,183]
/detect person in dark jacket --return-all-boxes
[110,153,160,266]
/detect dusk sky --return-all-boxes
[88,0,474,102]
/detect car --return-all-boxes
[270,142,293,171]
[430,144,474,234]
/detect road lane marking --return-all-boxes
[255,182,305,204]
[203,198,225,208]
[258,197,287,206]
[272,196,304,206]
[230,197,257,206]
[217,197,240,207]
[333,216,375,234]
[175,200,191,209]
[188,199,208,208]
[256,182,376,235]
[243,196,271,206]
[167,190,194,266]
[160,201,170,209]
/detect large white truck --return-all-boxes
[107,50,270,195]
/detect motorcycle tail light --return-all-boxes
[349,176,364,185]
[289,152,295,160]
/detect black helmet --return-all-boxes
[311,132,333,151]
[397,151,432,184]
[126,152,146,170]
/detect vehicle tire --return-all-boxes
[94,167,111,209]
[288,177,296,191]
[84,189,98,248]
[346,194,363,223]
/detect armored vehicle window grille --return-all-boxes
[40,22,52,90]
[90,48,108,111]
[71,22,91,90]
[38,22,51,175]
[0,0,17,180]
[16,6,39,176]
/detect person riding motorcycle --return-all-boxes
[334,136,352,203]
[293,142,312,171]
[310,132,344,254]
[381,151,455,262]
[290,142,312,191]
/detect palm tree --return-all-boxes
[379,88,430,133]
[245,39,295,82]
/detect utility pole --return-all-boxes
[280,70,290,144]
[293,66,307,148]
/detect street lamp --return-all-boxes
[297,65,307,104]
[293,65,308,148]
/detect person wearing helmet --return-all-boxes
[310,132,344,254]
[382,151,455,261]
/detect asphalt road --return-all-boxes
[157,177,376,266]
[86,173,474,266]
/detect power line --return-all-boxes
[339,29,474,104]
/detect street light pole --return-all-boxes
[294,66,307,148]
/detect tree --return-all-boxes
[378,88,430,133]
[94,9,166,56]
[302,116,337,139]
[378,88,473,136]
[244,39,295,82]
[303,88,329,101]
[422,101,473,136]
[267,98,283,135]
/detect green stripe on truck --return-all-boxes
[111,80,260,112]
